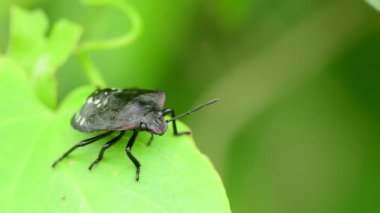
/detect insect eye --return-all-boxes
[140,122,147,129]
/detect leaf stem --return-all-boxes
[76,1,142,53]
[77,52,107,87]
[75,0,142,87]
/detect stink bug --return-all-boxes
[52,88,218,181]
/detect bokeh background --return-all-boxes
[1,0,380,212]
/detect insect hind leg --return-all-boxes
[52,131,113,167]
[88,131,126,170]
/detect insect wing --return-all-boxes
[71,89,119,132]
[71,88,165,133]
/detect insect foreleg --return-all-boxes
[146,133,154,146]
[126,130,141,181]
[162,108,190,136]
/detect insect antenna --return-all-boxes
[166,99,219,123]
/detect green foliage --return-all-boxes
[226,73,380,212]
[76,0,141,53]
[2,0,379,212]
[0,6,230,212]
[7,7,81,109]
[366,0,380,11]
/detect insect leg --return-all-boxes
[52,131,113,167]
[88,131,126,170]
[125,130,141,181]
[162,108,190,136]
[146,133,154,146]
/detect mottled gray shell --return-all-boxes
[72,88,166,133]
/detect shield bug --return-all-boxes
[52,88,218,181]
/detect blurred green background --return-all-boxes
[1,0,380,212]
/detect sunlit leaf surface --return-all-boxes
[7,7,81,109]
[0,58,230,212]
[366,0,380,11]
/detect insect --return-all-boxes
[52,88,218,181]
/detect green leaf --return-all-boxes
[0,58,230,212]
[366,0,380,11]
[7,7,82,109]
[7,7,48,72]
